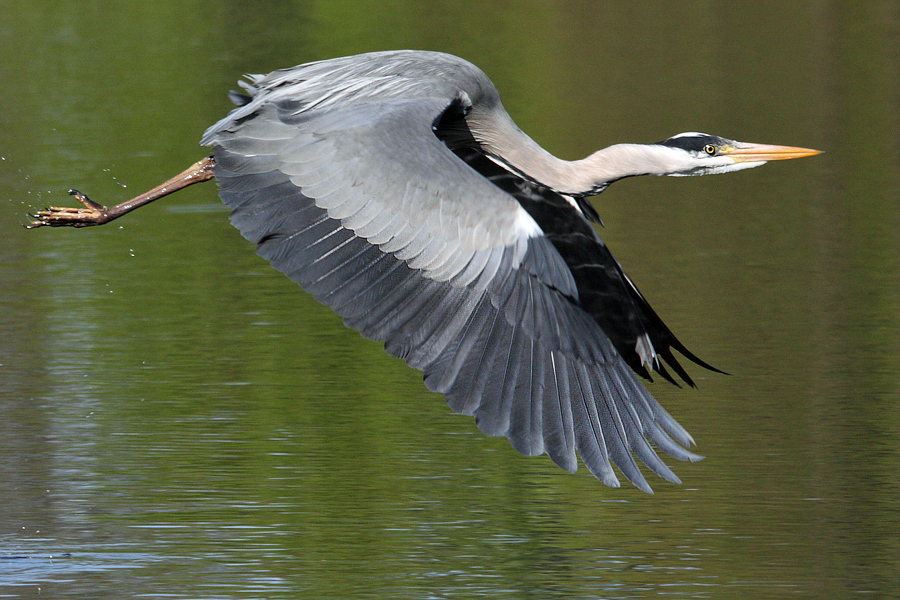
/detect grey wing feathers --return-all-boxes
[203,52,701,491]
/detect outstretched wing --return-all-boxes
[202,53,701,492]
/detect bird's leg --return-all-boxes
[26,156,217,228]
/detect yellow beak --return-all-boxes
[725,142,822,162]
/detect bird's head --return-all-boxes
[657,132,822,177]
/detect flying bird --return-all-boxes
[28,50,820,492]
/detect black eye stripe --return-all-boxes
[659,134,726,153]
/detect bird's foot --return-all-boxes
[25,156,217,230]
[26,190,113,228]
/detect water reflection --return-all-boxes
[2,1,899,599]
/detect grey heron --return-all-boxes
[28,50,820,492]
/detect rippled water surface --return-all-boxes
[2,2,898,598]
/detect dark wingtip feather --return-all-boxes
[653,359,681,388]
[575,196,603,224]
[657,347,695,388]
[666,341,729,380]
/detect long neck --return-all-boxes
[467,106,689,195]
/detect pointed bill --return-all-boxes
[725,142,822,163]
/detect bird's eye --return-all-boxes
[703,144,717,156]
